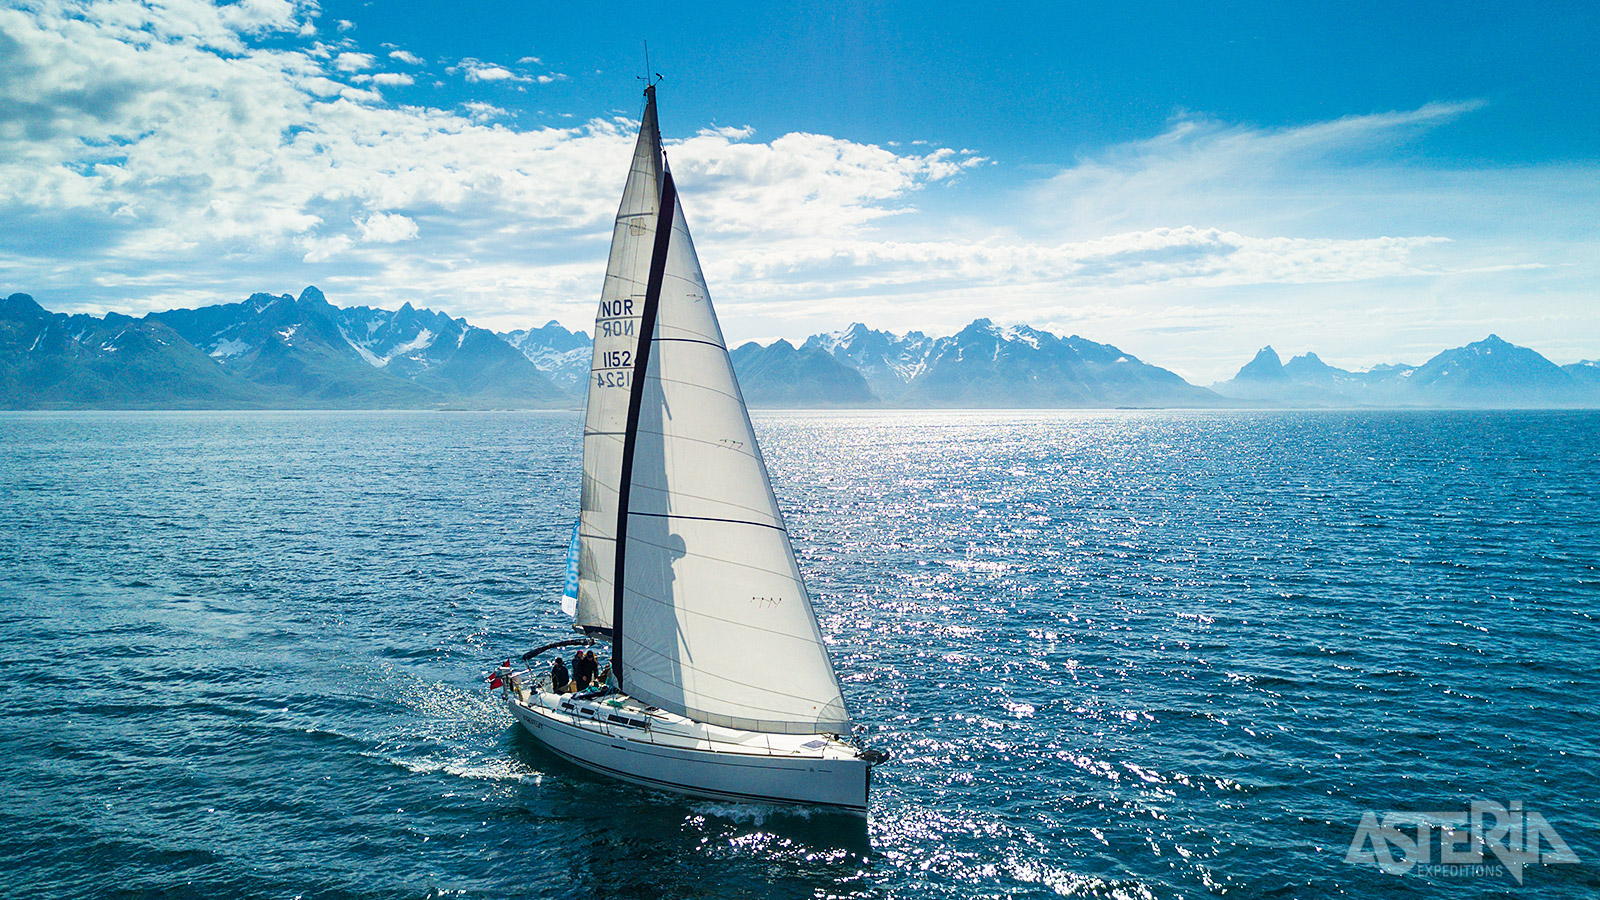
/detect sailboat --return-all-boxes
[491,84,882,813]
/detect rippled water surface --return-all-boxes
[2,410,1597,899]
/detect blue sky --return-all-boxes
[1,0,1596,381]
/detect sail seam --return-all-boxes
[626,511,787,532]
[639,375,747,414]
[623,481,783,523]
[652,337,725,349]
[627,423,763,453]
[615,536,799,583]
[654,324,726,342]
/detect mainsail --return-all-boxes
[573,92,663,634]
[581,87,849,736]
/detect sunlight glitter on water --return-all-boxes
[2,409,1598,899]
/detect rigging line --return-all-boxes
[612,143,676,692]
[626,510,787,532]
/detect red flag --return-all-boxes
[488,675,503,689]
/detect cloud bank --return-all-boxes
[0,0,1594,380]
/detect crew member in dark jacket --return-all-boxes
[551,656,570,693]
[572,649,591,691]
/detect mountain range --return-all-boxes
[1,287,565,408]
[3,287,1597,409]
[1213,337,1600,408]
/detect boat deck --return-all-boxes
[504,669,860,761]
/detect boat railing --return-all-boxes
[498,664,849,760]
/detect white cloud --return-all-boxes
[335,18,354,31]
[455,57,527,83]
[690,103,1593,382]
[301,234,353,262]
[461,101,505,122]
[354,212,420,243]
[0,0,972,323]
[697,125,755,140]
[0,0,1593,382]
[451,57,568,86]
[333,52,375,72]
[217,0,305,36]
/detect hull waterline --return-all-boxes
[507,689,870,813]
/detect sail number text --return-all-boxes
[596,297,638,390]
[600,319,635,338]
[595,349,634,388]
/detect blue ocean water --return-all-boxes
[1,409,1596,899]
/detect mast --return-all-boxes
[573,84,663,639]
[611,85,673,690]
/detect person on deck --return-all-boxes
[551,656,570,693]
[572,649,591,691]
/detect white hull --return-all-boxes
[506,686,870,813]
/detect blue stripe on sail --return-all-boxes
[560,520,581,617]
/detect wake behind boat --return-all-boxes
[489,83,882,813]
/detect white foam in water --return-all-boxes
[1002,700,1036,718]
[688,800,817,825]
[379,752,537,783]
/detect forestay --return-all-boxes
[574,95,662,634]
[615,153,850,735]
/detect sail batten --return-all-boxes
[627,511,788,531]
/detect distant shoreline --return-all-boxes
[6,404,1598,414]
[7,290,1598,411]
